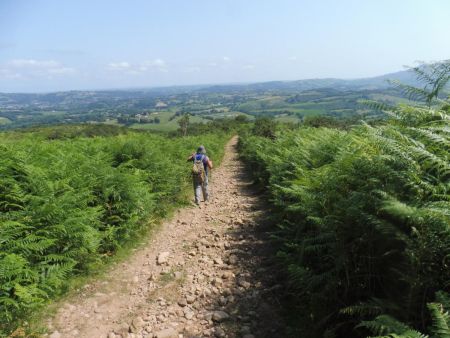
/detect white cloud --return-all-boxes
[288,56,298,61]
[222,56,231,62]
[108,61,131,70]
[10,59,60,68]
[242,64,255,70]
[0,59,76,79]
[208,62,218,67]
[153,59,166,67]
[47,67,76,75]
[108,59,168,74]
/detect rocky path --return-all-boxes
[46,136,285,338]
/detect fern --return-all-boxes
[360,300,450,338]
[0,129,229,334]
[239,60,450,337]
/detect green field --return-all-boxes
[0,117,11,124]
[130,111,211,132]
[40,110,66,116]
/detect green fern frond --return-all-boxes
[427,303,450,337]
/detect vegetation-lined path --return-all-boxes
[46,136,285,338]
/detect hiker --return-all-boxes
[188,145,213,205]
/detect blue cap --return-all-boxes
[197,145,206,153]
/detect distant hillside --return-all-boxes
[0,68,419,131]
[198,69,418,94]
[0,69,417,103]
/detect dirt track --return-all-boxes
[46,136,285,338]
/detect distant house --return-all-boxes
[155,101,168,110]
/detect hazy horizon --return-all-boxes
[1,0,450,93]
[0,67,415,94]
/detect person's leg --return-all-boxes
[193,177,201,204]
[202,174,209,202]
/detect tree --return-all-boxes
[252,116,277,139]
[178,114,190,136]
[235,114,249,123]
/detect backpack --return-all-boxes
[192,154,205,182]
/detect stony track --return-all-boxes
[46,136,285,338]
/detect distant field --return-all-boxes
[0,83,410,131]
[130,122,178,132]
[102,118,121,125]
[274,114,302,123]
[0,117,11,124]
[129,111,210,132]
[204,111,254,120]
[40,110,66,116]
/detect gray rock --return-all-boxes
[132,316,145,329]
[186,295,196,304]
[211,277,223,286]
[157,252,170,265]
[214,327,226,337]
[221,271,233,279]
[212,311,230,322]
[228,255,238,264]
[184,310,194,320]
[154,327,178,338]
[49,332,61,338]
[222,288,232,296]
[238,278,251,289]
[219,296,228,306]
[234,218,244,225]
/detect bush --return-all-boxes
[252,117,277,139]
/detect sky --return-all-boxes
[1,0,450,93]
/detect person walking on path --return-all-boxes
[187,145,213,206]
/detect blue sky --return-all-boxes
[1,0,449,92]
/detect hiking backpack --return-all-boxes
[192,154,205,182]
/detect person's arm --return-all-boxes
[207,158,213,169]
[187,153,195,162]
